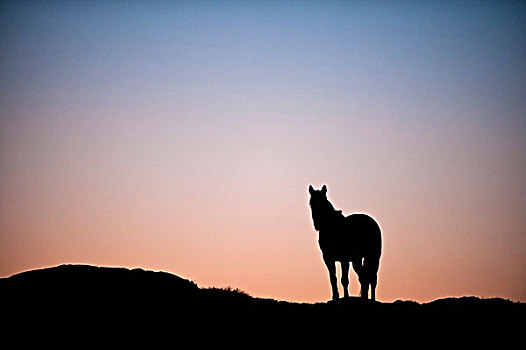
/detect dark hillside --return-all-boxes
[2,265,523,344]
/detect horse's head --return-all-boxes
[308,185,330,231]
[309,184,327,204]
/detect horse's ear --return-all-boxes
[321,185,327,193]
[308,185,314,195]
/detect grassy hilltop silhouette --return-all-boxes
[2,264,523,344]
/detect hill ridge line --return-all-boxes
[2,263,522,306]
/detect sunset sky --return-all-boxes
[1,1,525,303]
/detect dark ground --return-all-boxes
[2,264,523,345]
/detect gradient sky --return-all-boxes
[1,1,525,303]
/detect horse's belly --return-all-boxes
[319,234,358,261]
[319,223,380,261]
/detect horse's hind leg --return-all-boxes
[360,277,369,299]
[371,278,377,301]
[352,259,367,299]
[364,256,380,301]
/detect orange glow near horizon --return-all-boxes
[1,2,525,304]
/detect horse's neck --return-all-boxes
[324,200,342,218]
[317,204,343,229]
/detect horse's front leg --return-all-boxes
[341,261,350,298]
[323,255,339,300]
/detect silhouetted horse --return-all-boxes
[309,185,382,301]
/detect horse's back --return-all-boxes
[345,213,382,259]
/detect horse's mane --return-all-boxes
[310,197,344,231]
